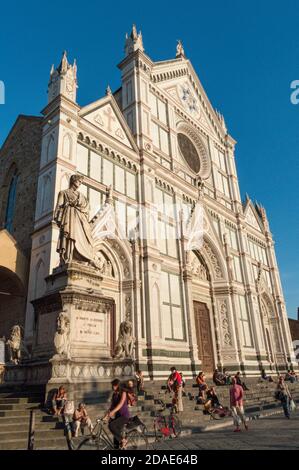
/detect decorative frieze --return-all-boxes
[219,300,233,347]
[203,241,223,279]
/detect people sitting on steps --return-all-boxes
[223,368,232,385]
[135,370,144,393]
[73,402,93,437]
[235,371,250,391]
[203,386,231,418]
[261,368,274,382]
[52,385,67,416]
[125,379,138,407]
[196,371,208,402]
[285,369,298,383]
[213,368,230,386]
[204,387,221,410]
[167,366,184,413]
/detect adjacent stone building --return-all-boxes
[289,309,299,342]
[0,115,42,339]
[0,26,297,385]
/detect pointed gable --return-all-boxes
[79,95,137,151]
[244,200,264,232]
[151,59,228,140]
[163,78,216,135]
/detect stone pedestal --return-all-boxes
[3,262,135,400]
[47,357,135,402]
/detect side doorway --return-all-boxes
[193,301,215,373]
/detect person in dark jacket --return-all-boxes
[235,371,249,391]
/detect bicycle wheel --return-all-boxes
[210,410,222,420]
[126,430,149,450]
[154,415,167,441]
[169,414,182,437]
[76,435,111,450]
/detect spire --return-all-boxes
[124,24,144,56]
[176,40,185,58]
[73,59,77,79]
[131,24,138,40]
[257,204,270,231]
[57,50,69,73]
[47,51,78,104]
[215,109,227,133]
[105,84,112,96]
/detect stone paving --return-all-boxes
[151,410,299,450]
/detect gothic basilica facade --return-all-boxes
[0,26,296,390]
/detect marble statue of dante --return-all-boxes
[54,174,96,266]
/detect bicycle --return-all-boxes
[153,399,182,441]
[69,416,149,450]
[202,402,231,421]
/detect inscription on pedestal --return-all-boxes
[74,312,106,344]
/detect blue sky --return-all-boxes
[0,0,298,318]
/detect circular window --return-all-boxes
[177,133,200,174]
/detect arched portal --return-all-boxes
[0,230,28,340]
[0,267,26,339]
[189,233,233,374]
[190,250,215,373]
[94,235,134,355]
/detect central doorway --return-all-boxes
[193,301,214,373]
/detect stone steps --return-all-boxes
[0,421,64,432]
[0,397,41,404]
[0,428,66,440]
[0,436,67,451]
[0,379,298,450]
[0,403,41,411]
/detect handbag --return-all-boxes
[290,399,296,411]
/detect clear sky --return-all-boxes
[0,0,298,318]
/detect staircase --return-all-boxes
[0,386,66,450]
[0,378,299,450]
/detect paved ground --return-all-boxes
[152,410,299,450]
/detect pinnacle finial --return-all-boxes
[48,51,78,104]
[57,50,69,74]
[106,85,112,96]
[131,24,138,40]
[73,58,77,70]
[176,40,185,58]
[125,23,144,56]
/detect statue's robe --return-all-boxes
[54,188,95,264]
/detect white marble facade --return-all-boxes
[24,26,296,378]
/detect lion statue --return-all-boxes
[114,318,135,359]
[6,325,30,364]
[53,312,71,359]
